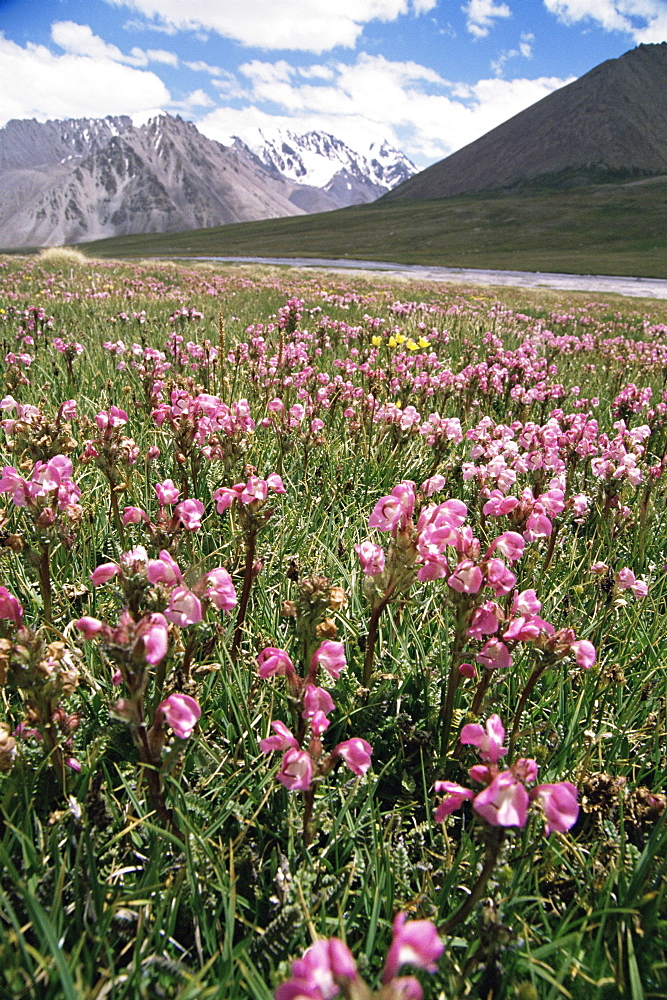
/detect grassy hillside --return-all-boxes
[79,175,667,277]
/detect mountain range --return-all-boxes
[386,42,667,201]
[0,115,416,249]
[233,127,415,210]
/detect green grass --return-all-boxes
[77,175,667,278]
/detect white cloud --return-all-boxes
[0,31,171,125]
[462,0,512,38]
[51,21,130,61]
[143,47,179,66]
[519,30,535,56]
[105,0,437,53]
[185,59,223,75]
[544,0,667,42]
[52,21,179,69]
[298,64,336,80]
[196,53,572,165]
[491,31,534,74]
[171,89,215,111]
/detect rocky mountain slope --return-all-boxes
[385,42,667,201]
[0,114,415,248]
[0,114,310,248]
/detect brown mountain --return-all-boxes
[385,42,667,202]
[0,114,416,249]
[0,114,313,249]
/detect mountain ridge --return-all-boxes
[232,127,416,206]
[385,42,667,201]
[0,114,414,249]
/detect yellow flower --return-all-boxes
[371,335,382,347]
[406,339,419,351]
[388,336,397,348]
[418,336,431,348]
[394,333,406,345]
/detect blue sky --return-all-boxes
[1,0,666,166]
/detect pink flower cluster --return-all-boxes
[89,545,237,626]
[466,588,596,673]
[434,715,579,835]
[0,454,81,518]
[124,479,205,532]
[81,406,140,474]
[214,472,285,513]
[258,641,372,792]
[359,477,524,590]
[276,912,443,1000]
[151,389,255,463]
[482,485,565,542]
[53,337,84,356]
[76,609,170,666]
[590,419,650,486]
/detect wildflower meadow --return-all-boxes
[0,249,666,1000]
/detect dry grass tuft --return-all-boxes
[36,245,90,267]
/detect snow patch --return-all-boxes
[131,109,167,128]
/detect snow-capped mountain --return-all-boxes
[0,113,418,248]
[232,127,418,209]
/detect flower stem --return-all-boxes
[302,786,315,847]
[135,722,183,842]
[109,489,126,548]
[38,544,52,625]
[362,586,394,689]
[439,599,470,755]
[441,828,505,935]
[508,658,549,758]
[231,528,257,665]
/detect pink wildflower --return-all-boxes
[473,771,530,828]
[476,639,512,671]
[90,562,120,586]
[485,558,516,596]
[447,559,483,594]
[257,647,295,679]
[532,781,579,834]
[369,481,415,533]
[147,550,182,586]
[123,505,149,524]
[260,720,299,754]
[355,540,385,576]
[570,639,596,670]
[164,587,202,627]
[159,693,201,738]
[137,613,169,665]
[204,568,237,611]
[302,685,335,722]
[174,498,205,530]
[491,531,525,562]
[382,913,444,983]
[617,567,648,598]
[434,780,475,821]
[75,616,105,638]
[0,586,22,623]
[311,640,346,679]
[155,479,180,505]
[266,473,286,493]
[278,748,313,791]
[460,714,507,764]
[334,738,373,776]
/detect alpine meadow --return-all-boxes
[0,249,665,1000]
